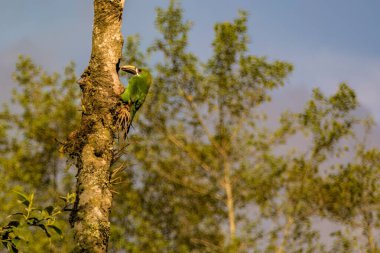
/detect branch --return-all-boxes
[149,165,212,197]
[165,133,217,176]
[181,89,228,158]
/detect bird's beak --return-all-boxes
[120,65,138,75]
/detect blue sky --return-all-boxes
[1,0,379,122]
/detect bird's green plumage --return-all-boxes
[120,69,152,133]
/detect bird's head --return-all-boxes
[120,64,152,86]
[120,65,142,76]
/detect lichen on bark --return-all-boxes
[66,0,126,252]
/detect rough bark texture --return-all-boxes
[70,0,125,252]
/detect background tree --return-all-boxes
[110,1,380,252]
[0,56,79,252]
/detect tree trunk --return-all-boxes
[70,0,125,252]
[276,215,293,253]
[363,211,377,253]
[223,160,236,241]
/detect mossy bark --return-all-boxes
[70,0,125,252]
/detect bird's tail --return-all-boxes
[116,105,132,140]
[126,110,137,134]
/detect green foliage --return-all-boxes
[299,83,358,159]
[0,56,79,252]
[110,1,380,252]
[0,55,79,191]
[0,191,63,252]
[120,34,147,77]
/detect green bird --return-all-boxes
[117,65,152,136]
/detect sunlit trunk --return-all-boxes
[363,211,377,253]
[276,215,293,253]
[69,0,126,252]
[223,160,236,240]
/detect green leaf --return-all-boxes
[44,206,54,215]
[6,241,19,253]
[37,224,51,238]
[13,191,29,202]
[13,191,30,207]
[6,221,20,228]
[21,200,30,207]
[47,225,62,237]
[9,212,24,217]
[26,217,40,225]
